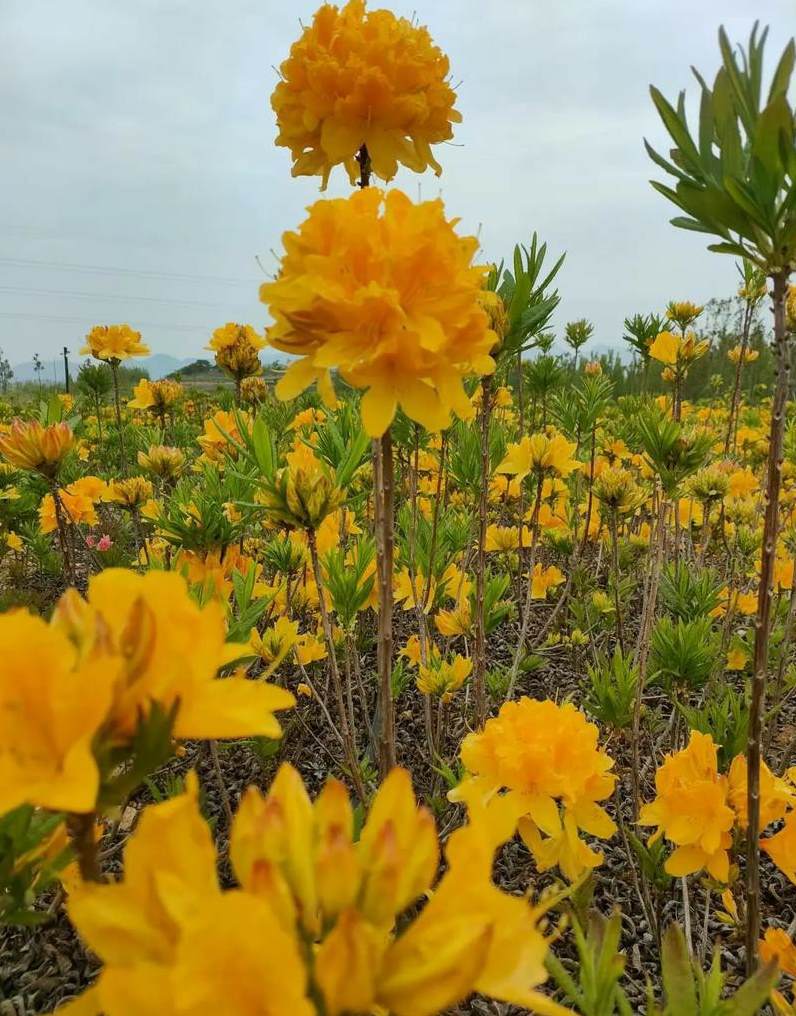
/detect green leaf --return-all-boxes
[660,924,697,1014]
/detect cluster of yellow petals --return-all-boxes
[639,731,734,880]
[452,698,617,882]
[497,430,580,483]
[271,0,461,189]
[0,419,75,476]
[261,187,497,437]
[58,766,566,1016]
[81,324,150,362]
[416,651,472,701]
[207,322,265,381]
[128,378,183,412]
[0,570,294,817]
[648,329,710,366]
[39,476,108,533]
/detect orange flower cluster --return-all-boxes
[640,731,734,880]
[272,0,461,188]
[81,323,150,361]
[452,697,617,881]
[0,419,75,477]
[262,188,497,436]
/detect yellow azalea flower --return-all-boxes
[435,600,472,637]
[0,610,112,814]
[288,407,327,431]
[760,928,796,978]
[272,0,460,189]
[249,616,300,674]
[175,546,257,601]
[297,681,313,698]
[728,467,759,498]
[728,344,760,363]
[648,330,680,365]
[5,530,22,551]
[103,475,154,509]
[452,698,616,882]
[531,563,565,599]
[295,632,327,666]
[261,188,496,437]
[64,772,315,1016]
[639,731,734,881]
[207,322,265,381]
[128,378,182,413]
[726,645,749,671]
[394,567,434,612]
[52,568,295,742]
[261,446,345,530]
[138,444,186,481]
[497,430,579,481]
[240,375,268,404]
[400,634,423,667]
[727,754,796,830]
[485,524,526,552]
[197,408,248,463]
[39,476,108,533]
[762,812,796,884]
[81,323,150,361]
[666,300,704,327]
[417,653,472,702]
[0,419,75,476]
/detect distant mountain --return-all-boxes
[12,353,194,384]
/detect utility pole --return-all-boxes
[63,346,70,393]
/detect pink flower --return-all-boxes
[96,534,113,552]
[85,535,96,549]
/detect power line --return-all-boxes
[0,256,262,287]
[0,310,220,333]
[0,283,239,309]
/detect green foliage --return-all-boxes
[647,23,796,271]
[679,688,749,770]
[323,536,376,630]
[646,923,777,1015]
[634,408,713,494]
[623,312,664,362]
[545,910,634,1016]
[487,232,565,359]
[0,808,71,926]
[650,616,716,692]
[659,563,723,620]
[585,648,639,731]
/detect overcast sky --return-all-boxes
[1,0,793,370]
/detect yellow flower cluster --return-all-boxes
[207,322,265,381]
[497,430,580,482]
[59,765,567,1016]
[452,697,617,881]
[128,378,183,413]
[81,324,150,362]
[261,187,497,436]
[0,570,294,816]
[640,731,735,880]
[271,0,461,188]
[0,419,75,477]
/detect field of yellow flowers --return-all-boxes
[2,4,796,1015]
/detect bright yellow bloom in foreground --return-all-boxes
[639,731,734,881]
[58,767,566,1016]
[0,611,111,814]
[271,0,461,189]
[52,569,295,742]
[497,430,580,482]
[261,188,496,436]
[452,698,616,881]
[81,323,150,361]
[0,419,75,476]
